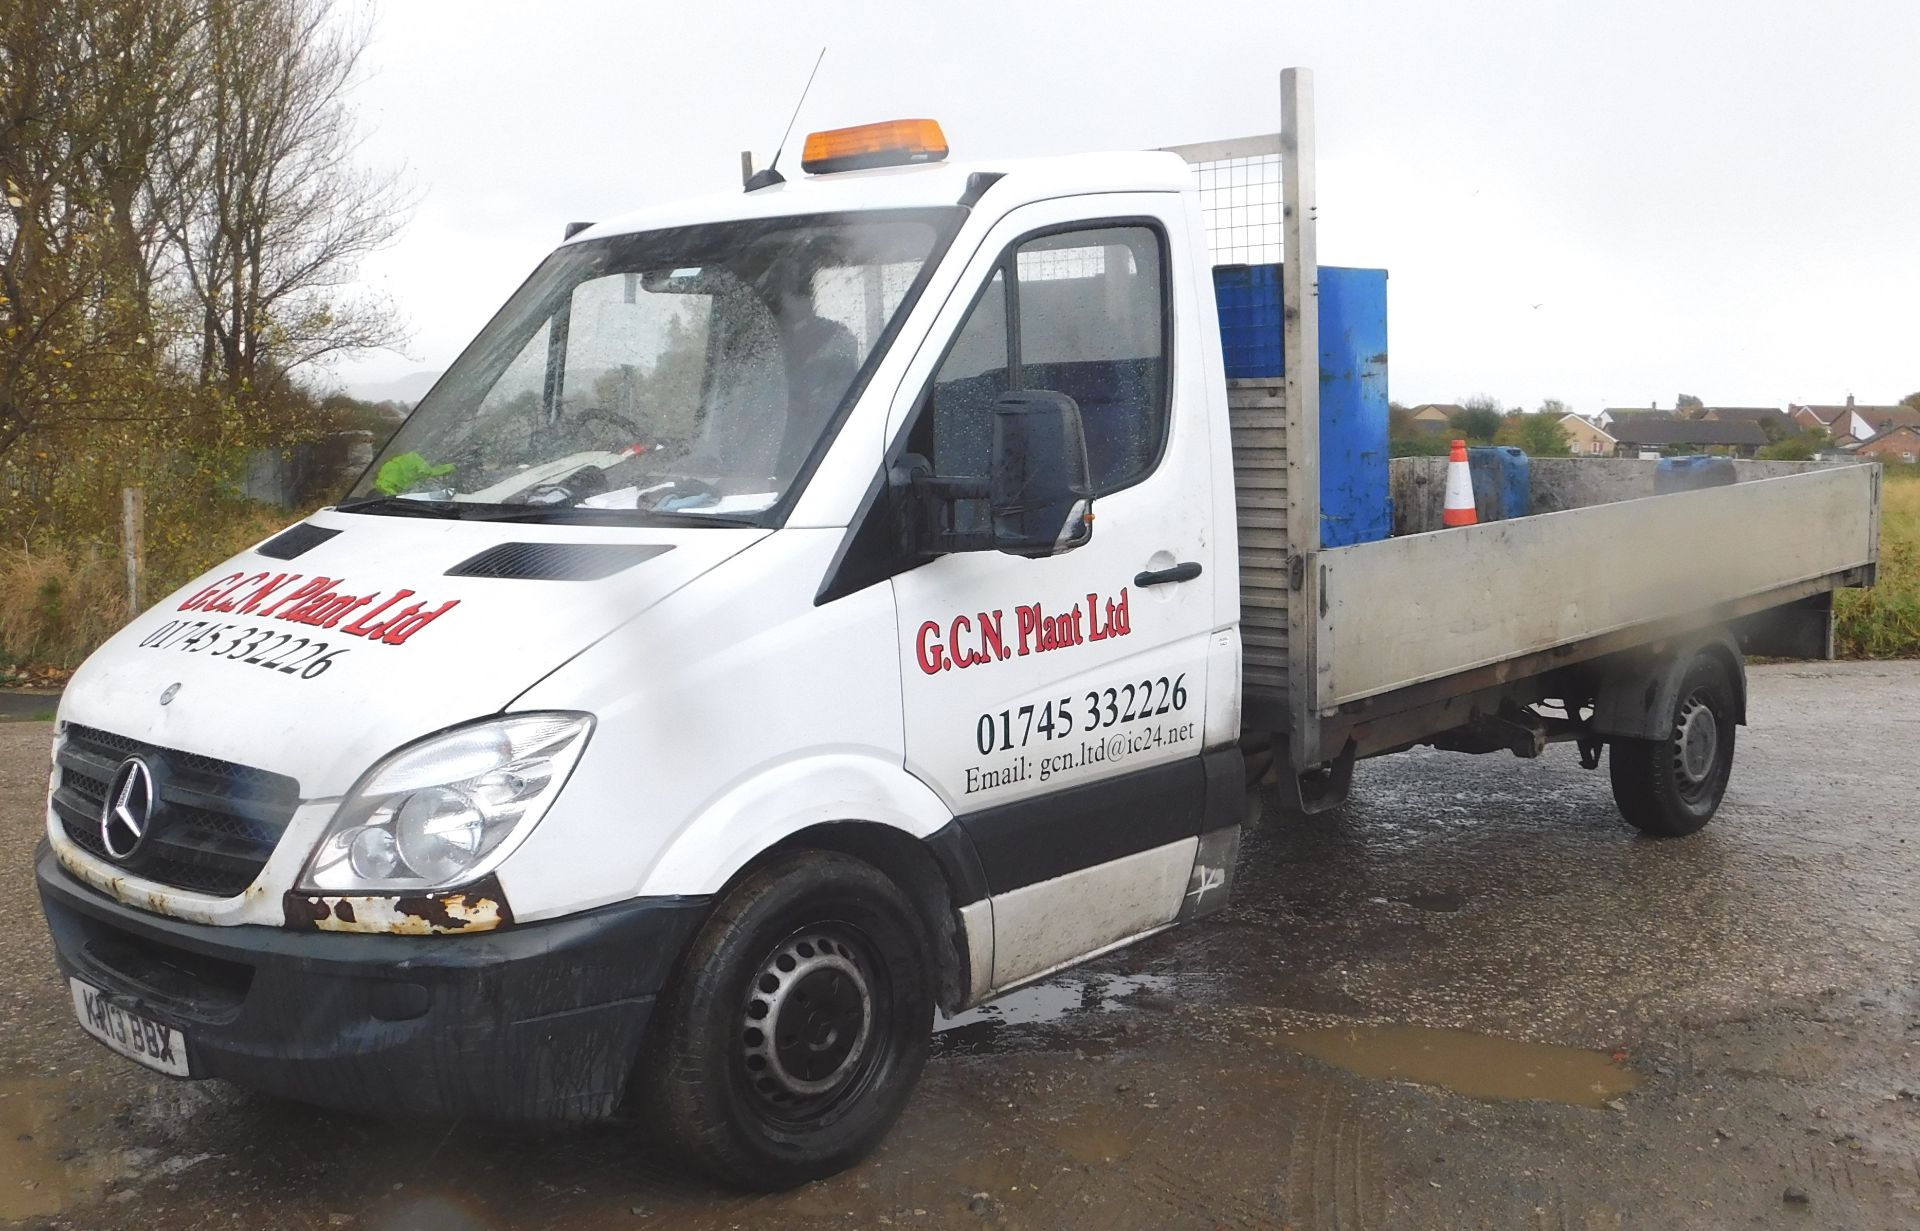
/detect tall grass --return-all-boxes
[0,547,126,672]
[1835,466,1920,658]
[0,502,293,671]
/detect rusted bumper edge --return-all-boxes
[283,877,516,934]
[36,842,710,1121]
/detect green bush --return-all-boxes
[1391,436,1453,457]
[1835,472,1920,658]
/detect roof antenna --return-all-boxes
[743,46,826,192]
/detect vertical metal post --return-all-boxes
[122,486,145,617]
[1281,67,1324,766]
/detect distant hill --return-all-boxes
[344,369,442,406]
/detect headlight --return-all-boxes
[298,713,592,893]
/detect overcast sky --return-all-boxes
[329,0,1920,414]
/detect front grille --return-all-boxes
[54,723,301,897]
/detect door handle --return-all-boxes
[1134,561,1203,587]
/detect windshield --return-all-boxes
[347,209,959,525]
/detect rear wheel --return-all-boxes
[638,851,933,1190]
[1608,652,1737,836]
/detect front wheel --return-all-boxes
[637,851,934,1190]
[1608,652,1738,837]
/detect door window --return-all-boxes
[913,224,1168,497]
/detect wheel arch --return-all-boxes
[749,822,980,1016]
[631,754,985,1015]
[1590,629,1747,740]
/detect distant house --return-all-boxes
[1558,413,1616,457]
[1698,406,1788,432]
[1857,425,1920,464]
[1595,408,1678,432]
[1604,418,1769,458]
[1855,406,1920,437]
[1788,397,1910,442]
[1407,404,1462,436]
[1789,403,1873,439]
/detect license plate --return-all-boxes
[69,978,190,1077]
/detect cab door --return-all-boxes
[887,197,1218,990]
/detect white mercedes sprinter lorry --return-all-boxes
[36,72,1879,1188]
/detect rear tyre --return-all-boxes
[1608,652,1737,837]
[638,851,933,1190]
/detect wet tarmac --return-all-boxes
[2,661,1917,1228]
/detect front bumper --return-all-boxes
[36,843,709,1120]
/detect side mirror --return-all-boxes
[990,390,1094,558]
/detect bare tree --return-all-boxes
[163,0,410,398]
[0,0,198,461]
[89,0,206,318]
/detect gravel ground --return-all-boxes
[2,661,1917,1229]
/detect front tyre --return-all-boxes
[638,851,933,1190]
[1608,651,1738,837]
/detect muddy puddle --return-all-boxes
[1279,1024,1641,1107]
[0,1076,147,1221]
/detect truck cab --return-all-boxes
[38,122,1246,1187]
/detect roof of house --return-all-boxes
[1856,407,1920,433]
[1698,406,1788,424]
[1789,403,1908,424]
[1409,403,1464,417]
[1558,413,1616,441]
[1599,408,1680,422]
[1606,419,1769,447]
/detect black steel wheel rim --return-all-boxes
[737,923,888,1126]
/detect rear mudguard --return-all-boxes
[1589,630,1746,741]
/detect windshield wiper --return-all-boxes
[335,496,465,518]
[336,495,762,528]
[460,505,764,528]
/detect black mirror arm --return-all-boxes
[889,456,994,555]
[912,474,990,502]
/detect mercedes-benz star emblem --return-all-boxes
[100,758,156,860]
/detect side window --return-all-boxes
[927,270,1010,487]
[1014,227,1166,492]
[913,223,1168,496]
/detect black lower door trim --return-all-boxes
[954,757,1206,896]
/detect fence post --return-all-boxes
[122,486,144,616]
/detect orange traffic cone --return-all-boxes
[1443,439,1478,527]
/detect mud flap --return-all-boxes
[1179,747,1247,921]
[1178,823,1241,921]
[1274,744,1356,815]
